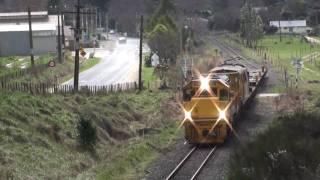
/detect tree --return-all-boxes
[148,23,179,88]
[147,0,179,88]
[240,2,264,48]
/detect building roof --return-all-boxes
[0,11,48,20]
[270,20,307,28]
[0,15,57,32]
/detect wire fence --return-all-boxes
[0,81,138,95]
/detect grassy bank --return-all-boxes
[0,90,179,179]
[228,110,320,180]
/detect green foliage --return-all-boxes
[144,53,152,68]
[147,0,176,32]
[146,0,179,87]
[228,111,320,180]
[77,116,97,150]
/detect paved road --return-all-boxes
[65,37,140,86]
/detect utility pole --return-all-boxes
[74,0,81,91]
[28,7,35,68]
[138,15,144,91]
[57,14,62,63]
[278,19,282,42]
[61,14,65,47]
[106,13,109,40]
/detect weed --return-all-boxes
[77,117,97,151]
[228,111,320,180]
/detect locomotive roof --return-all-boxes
[209,65,247,74]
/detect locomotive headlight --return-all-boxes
[200,75,210,92]
[184,110,192,121]
[219,110,227,120]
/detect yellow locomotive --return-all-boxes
[182,59,266,144]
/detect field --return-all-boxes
[223,34,320,95]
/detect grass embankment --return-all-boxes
[192,41,222,72]
[228,110,320,180]
[0,91,179,179]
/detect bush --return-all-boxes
[77,117,97,150]
[228,112,320,180]
[145,53,152,67]
[264,25,278,35]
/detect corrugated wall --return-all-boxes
[0,31,57,56]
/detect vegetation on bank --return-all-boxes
[0,54,54,77]
[0,90,179,179]
[1,52,101,85]
[228,110,320,180]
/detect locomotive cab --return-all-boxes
[182,65,249,144]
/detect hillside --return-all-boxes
[0,91,180,179]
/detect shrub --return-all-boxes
[77,117,97,150]
[228,111,320,180]
[264,25,278,35]
[144,53,152,67]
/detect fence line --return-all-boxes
[0,81,138,95]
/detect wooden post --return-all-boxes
[74,0,81,91]
[28,7,35,68]
[57,14,62,63]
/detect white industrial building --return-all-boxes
[270,20,311,34]
[0,11,58,56]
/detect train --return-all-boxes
[182,57,267,144]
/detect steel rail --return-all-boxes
[214,38,259,69]
[190,146,217,180]
[165,146,198,180]
[165,146,218,180]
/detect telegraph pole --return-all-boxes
[57,14,62,63]
[61,13,65,47]
[138,15,144,91]
[28,7,35,68]
[74,0,81,91]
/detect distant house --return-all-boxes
[0,11,58,56]
[269,20,311,34]
[151,54,159,67]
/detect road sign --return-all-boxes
[48,60,56,67]
[80,49,86,57]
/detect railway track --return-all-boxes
[212,36,260,70]
[165,146,218,180]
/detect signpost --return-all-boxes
[48,60,56,67]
